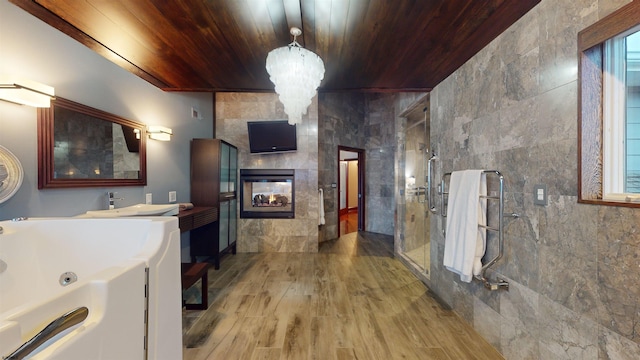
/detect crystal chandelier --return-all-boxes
[266,27,325,125]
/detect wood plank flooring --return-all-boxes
[182,232,504,360]
[339,210,359,235]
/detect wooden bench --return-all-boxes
[181,262,210,310]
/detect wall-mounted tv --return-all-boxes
[247,120,297,154]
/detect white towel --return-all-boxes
[443,169,487,283]
[318,188,325,225]
[179,202,194,210]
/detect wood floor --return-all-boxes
[181,232,503,360]
[339,210,359,235]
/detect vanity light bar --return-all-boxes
[147,125,172,141]
[0,76,55,108]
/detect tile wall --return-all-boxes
[215,92,319,252]
[425,0,640,358]
[317,92,366,241]
[317,93,403,239]
[216,91,401,250]
[364,95,399,236]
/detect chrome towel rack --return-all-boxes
[440,170,518,291]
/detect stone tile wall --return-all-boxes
[364,95,402,236]
[316,92,405,241]
[318,92,416,240]
[219,91,399,248]
[426,0,640,358]
[216,92,319,252]
[317,92,366,241]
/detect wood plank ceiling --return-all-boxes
[10,0,540,93]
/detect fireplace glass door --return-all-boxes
[240,169,295,218]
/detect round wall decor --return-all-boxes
[0,145,24,204]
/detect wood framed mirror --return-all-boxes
[38,97,147,189]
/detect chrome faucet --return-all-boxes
[107,192,124,210]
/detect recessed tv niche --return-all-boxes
[247,120,297,154]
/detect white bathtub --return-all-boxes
[0,217,182,359]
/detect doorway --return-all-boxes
[338,146,365,235]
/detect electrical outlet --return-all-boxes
[145,193,152,204]
[169,191,177,203]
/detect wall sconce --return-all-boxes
[0,75,55,108]
[146,125,172,141]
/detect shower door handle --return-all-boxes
[427,152,438,213]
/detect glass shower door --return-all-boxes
[403,109,430,278]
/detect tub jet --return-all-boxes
[59,271,77,286]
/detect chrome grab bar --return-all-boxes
[3,307,89,360]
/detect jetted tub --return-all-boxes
[0,217,182,359]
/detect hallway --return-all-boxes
[182,232,503,359]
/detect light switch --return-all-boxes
[533,184,547,206]
[191,106,201,119]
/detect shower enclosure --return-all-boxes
[401,102,431,279]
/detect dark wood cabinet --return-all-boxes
[190,139,238,269]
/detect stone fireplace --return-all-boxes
[239,169,295,218]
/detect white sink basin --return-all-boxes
[84,203,179,218]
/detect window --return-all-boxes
[578,1,640,207]
[603,27,640,199]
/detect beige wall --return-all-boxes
[347,161,358,209]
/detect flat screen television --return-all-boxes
[247,120,297,154]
